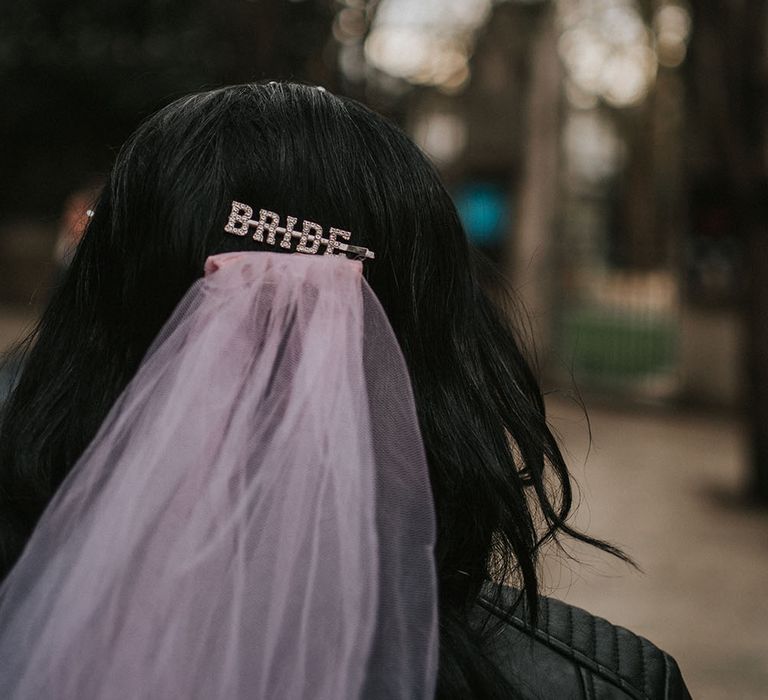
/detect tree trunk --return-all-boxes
[513,5,562,361]
[686,0,768,501]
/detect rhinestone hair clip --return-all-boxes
[224,201,375,262]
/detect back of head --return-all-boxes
[90,83,468,351]
[0,82,614,697]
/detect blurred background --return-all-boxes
[1,0,767,696]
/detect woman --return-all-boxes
[0,82,690,698]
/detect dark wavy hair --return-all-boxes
[0,82,623,698]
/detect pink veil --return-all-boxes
[0,252,438,698]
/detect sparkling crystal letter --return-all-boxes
[280,216,298,250]
[224,201,253,236]
[325,227,351,255]
[296,220,323,254]
[254,209,280,244]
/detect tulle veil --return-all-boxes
[0,252,438,698]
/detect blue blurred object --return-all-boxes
[0,354,22,406]
[453,182,510,247]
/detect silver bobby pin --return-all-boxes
[224,201,375,261]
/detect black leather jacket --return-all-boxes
[476,586,692,699]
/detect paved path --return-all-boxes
[544,397,768,700]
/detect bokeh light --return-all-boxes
[556,0,689,109]
[412,110,467,165]
[654,4,692,68]
[363,0,492,91]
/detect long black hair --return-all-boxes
[0,83,623,698]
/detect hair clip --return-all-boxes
[224,201,375,261]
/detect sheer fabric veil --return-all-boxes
[0,252,438,698]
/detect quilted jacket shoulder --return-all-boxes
[475,586,692,700]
